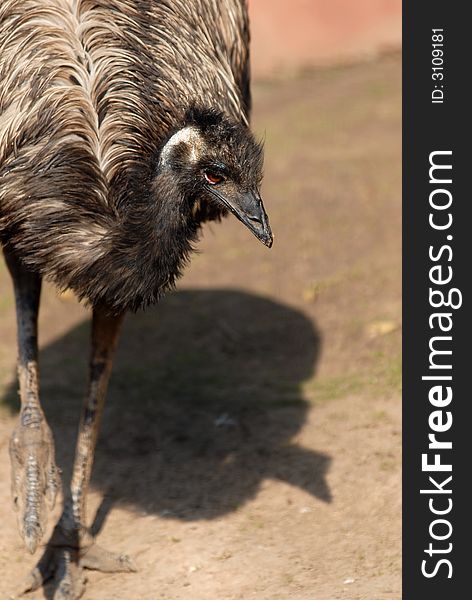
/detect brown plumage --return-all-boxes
[1,0,270,310]
[0,1,271,597]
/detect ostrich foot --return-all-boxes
[13,526,136,600]
[10,418,60,554]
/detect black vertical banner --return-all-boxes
[404,2,471,598]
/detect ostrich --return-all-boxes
[0,0,272,597]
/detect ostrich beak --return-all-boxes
[208,188,273,248]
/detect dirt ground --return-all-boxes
[0,54,401,600]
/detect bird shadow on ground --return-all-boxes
[2,288,331,542]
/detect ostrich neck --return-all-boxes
[88,169,198,312]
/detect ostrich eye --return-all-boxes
[204,171,224,185]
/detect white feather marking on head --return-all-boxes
[159,126,204,167]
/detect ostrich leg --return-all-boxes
[5,250,60,554]
[16,306,135,600]
[61,306,125,542]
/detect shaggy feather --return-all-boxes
[0,0,259,311]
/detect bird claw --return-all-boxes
[80,543,137,573]
[13,545,85,600]
[9,419,60,554]
[12,528,136,599]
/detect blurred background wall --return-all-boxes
[248,0,402,77]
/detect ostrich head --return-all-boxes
[158,107,273,247]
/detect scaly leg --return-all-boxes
[5,250,60,554]
[16,306,135,600]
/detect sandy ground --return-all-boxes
[0,54,401,599]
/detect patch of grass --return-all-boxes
[371,410,390,423]
[379,458,397,472]
[304,373,365,404]
[215,550,233,561]
[302,347,401,406]
[169,536,181,543]
[302,263,367,303]
[281,572,296,586]
[370,351,402,395]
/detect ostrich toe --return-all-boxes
[12,524,136,599]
